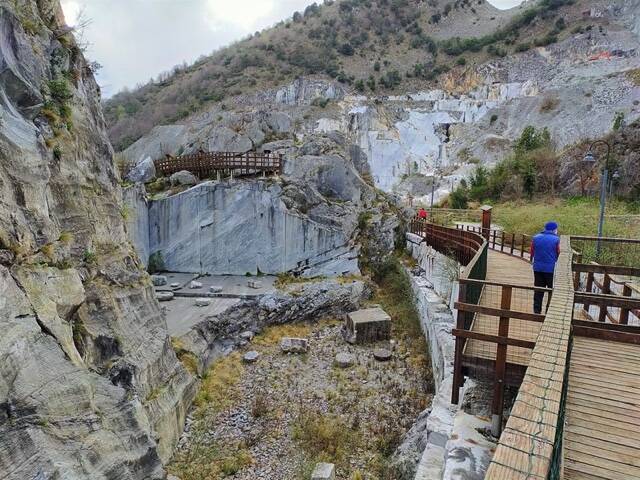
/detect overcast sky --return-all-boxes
[61,0,524,97]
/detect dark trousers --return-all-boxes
[533,271,554,314]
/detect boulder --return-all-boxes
[334,352,355,368]
[126,156,156,183]
[209,285,223,293]
[195,298,211,307]
[280,337,309,354]
[151,275,167,286]
[189,281,203,289]
[240,331,255,341]
[170,170,198,186]
[170,282,181,289]
[373,348,393,362]
[243,351,260,363]
[0,249,15,266]
[311,463,336,480]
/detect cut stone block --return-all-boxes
[170,282,181,289]
[189,281,203,289]
[280,337,309,354]
[247,280,263,289]
[151,275,167,286]
[311,462,335,480]
[209,285,223,293]
[156,291,174,302]
[343,306,391,344]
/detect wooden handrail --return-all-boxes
[455,302,546,323]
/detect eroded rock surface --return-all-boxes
[0,3,194,478]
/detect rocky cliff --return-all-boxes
[0,2,195,478]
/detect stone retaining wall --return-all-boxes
[402,233,495,480]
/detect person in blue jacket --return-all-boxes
[530,221,560,314]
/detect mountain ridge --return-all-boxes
[104,0,582,150]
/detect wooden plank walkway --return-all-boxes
[564,336,640,480]
[485,236,574,479]
[464,250,544,366]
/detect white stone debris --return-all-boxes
[280,337,309,354]
[334,352,355,368]
[311,462,335,480]
[243,351,260,363]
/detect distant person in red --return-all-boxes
[418,207,428,220]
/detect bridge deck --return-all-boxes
[564,336,640,480]
[463,250,544,366]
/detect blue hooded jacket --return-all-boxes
[531,230,560,273]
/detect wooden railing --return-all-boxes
[409,218,486,267]
[154,151,283,178]
[572,237,640,326]
[457,224,532,260]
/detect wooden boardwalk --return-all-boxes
[464,250,544,367]
[564,336,640,480]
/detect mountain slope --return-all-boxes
[104,0,582,150]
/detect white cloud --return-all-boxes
[59,0,525,97]
[487,0,524,9]
[205,0,276,31]
[60,0,81,26]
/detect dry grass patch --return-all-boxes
[170,337,199,375]
[252,323,315,347]
[292,406,360,468]
[194,352,244,410]
[169,441,253,480]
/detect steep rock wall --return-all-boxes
[144,181,359,276]
[0,2,194,478]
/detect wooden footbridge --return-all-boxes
[410,209,640,480]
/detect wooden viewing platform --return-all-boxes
[154,151,283,178]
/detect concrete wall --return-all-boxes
[126,180,359,276]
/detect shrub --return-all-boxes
[379,70,402,89]
[449,186,469,209]
[48,78,73,102]
[612,112,625,131]
[456,56,467,66]
[338,42,355,56]
[539,97,559,113]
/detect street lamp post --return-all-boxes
[582,140,614,258]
